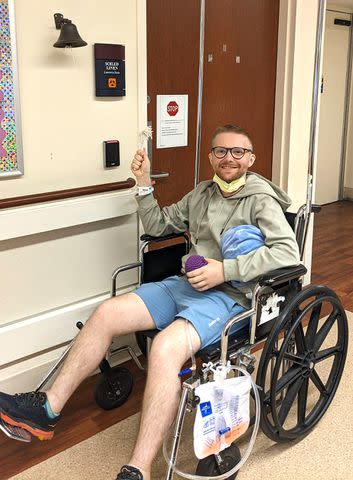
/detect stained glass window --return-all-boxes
[0,0,23,177]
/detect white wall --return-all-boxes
[1,0,141,197]
[316,10,351,204]
[0,0,147,392]
[341,19,353,196]
[329,1,353,11]
[0,0,323,392]
[327,3,353,198]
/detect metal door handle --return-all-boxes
[150,171,170,179]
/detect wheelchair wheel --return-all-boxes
[257,285,348,442]
[94,366,133,410]
[195,443,241,478]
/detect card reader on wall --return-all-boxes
[104,140,120,168]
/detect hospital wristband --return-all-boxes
[137,185,154,196]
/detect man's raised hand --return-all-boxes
[131,149,152,186]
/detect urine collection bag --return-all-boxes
[193,375,251,460]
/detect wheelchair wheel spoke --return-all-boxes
[305,303,322,348]
[309,369,328,395]
[278,376,304,426]
[294,322,307,354]
[315,345,341,363]
[283,352,305,366]
[297,377,309,424]
[262,391,271,406]
[274,365,302,395]
[313,310,338,353]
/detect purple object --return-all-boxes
[185,255,208,272]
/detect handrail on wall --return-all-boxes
[0,178,136,210]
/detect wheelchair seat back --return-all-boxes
[142,242,189,283]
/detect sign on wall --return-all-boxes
[0,0,23,178]
[156,94,188,149]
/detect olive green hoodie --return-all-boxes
[136,172,300,307]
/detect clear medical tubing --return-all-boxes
[163,366,261,480]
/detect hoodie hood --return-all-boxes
[192,172,292,244]
[232,172,292,211]
[203,172,292,212]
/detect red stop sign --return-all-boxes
[167,101,179,116]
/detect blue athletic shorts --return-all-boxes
[135,275,248,349]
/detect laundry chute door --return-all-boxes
[199,0,280,182]
[147,0,201,207]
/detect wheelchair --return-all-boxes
[108,203,348,478]
[0,203,348,479]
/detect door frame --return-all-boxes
[335,8,353,200]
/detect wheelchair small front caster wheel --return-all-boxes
[195,443,241,479]
[94,366,133,410]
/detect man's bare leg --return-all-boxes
[47,293,155,413]
[129,319,201,480]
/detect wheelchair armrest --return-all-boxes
[140,232,188,243]
[111,261,142,297]
[258,264,307,287]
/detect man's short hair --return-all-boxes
[212,124,253,149]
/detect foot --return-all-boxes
[0,391,61,440]
[116,465,144,479]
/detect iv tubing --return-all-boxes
[187,321,197,373]
[163,365,261,479]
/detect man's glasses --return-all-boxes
[211,146,253,159]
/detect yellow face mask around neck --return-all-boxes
[213,174,246,194]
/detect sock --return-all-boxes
[44,398,60,419]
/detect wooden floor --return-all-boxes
[311,200,353,311]
[0,360,147,479]
[1,200,353,479]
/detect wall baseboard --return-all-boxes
[343,187,353,200]
[0,334,141,394]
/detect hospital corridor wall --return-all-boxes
[0,0,321,394]
[0,0,146,393]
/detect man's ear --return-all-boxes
[249,154,256,167]
[208,152,213,165]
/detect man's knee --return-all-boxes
[90,294,130,326]
[149,328,191,366]
[89,292,152,331]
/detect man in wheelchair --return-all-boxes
[0,125,300,480]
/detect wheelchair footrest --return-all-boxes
[0,417,32,442]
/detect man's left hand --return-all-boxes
[186,258,225,291]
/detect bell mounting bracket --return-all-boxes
[54,13,71,29]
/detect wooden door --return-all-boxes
[147,0,201,207]
[147,0,279,206]
[199,0,279,181]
